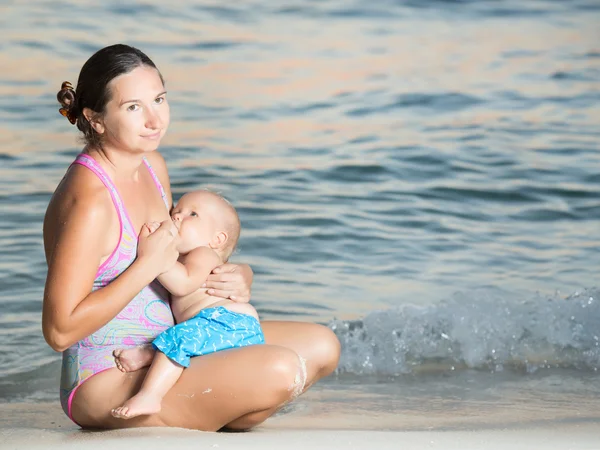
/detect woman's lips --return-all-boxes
[142,131,161,140]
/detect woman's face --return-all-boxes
[95,65,170,154]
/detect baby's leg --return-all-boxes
[111,351,184,419]
[113,345,155,372]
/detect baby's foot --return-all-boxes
[111,393,161,420]
[113,345,154,373]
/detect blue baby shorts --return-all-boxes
[152,306,265,367]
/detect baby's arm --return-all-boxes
[157,246,222,297]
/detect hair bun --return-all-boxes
[57,81,77,124]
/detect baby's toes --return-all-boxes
[112,349,125,372]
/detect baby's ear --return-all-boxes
[212,231,228,249]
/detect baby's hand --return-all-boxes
[144,221,161,234]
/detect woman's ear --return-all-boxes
[83,107,105,135]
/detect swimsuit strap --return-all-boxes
[71,154,133,232]
[143,157,170,211]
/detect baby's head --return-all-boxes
[171,190,240,260]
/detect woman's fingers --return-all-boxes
[139,223,152,238]
[205,283,250,301]
[146,221,161,233]
[211,263,237,274]
[137,219,179,276]
[157,219,177,237]
[206,272,237,283]
[203,263,251,302]
[206,288,235,299]
[203,281,229,291]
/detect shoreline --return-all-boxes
[2,424,600,450]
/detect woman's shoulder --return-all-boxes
[43,162,116,258]
[46,163,114,224]
[61,162,112,200]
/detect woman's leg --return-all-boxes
[260,321,341,391]
[71,344,304,431]
[223,321,341,430]
[113,322,341,390]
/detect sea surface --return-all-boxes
[1,0,599,429]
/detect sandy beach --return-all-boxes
[1,401,599,450]
[2,424,600,450]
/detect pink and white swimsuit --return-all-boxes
[59,153,174,424]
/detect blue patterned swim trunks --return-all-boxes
[152,306,265,367]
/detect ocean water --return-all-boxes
[1,0,599,428]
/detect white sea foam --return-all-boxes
[331,288,600,375]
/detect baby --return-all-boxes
[111,190,264,419]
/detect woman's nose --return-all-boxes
[145,108,162,130]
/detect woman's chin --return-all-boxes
[135,142,162,153]
[138,136,164,151]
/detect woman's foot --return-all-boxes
[113,345,155,373]
[111,393,162,419]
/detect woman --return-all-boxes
[43,44,340,431]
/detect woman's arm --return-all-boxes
[42,187,177,352]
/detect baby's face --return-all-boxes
[171,192,221,253]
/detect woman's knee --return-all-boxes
[310,325,341,375]
[264,347,306,404]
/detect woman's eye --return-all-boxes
[127,104,140,112]
[155,96,164,104]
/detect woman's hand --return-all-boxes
[204,263,253,303]
[136,220,179,277]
